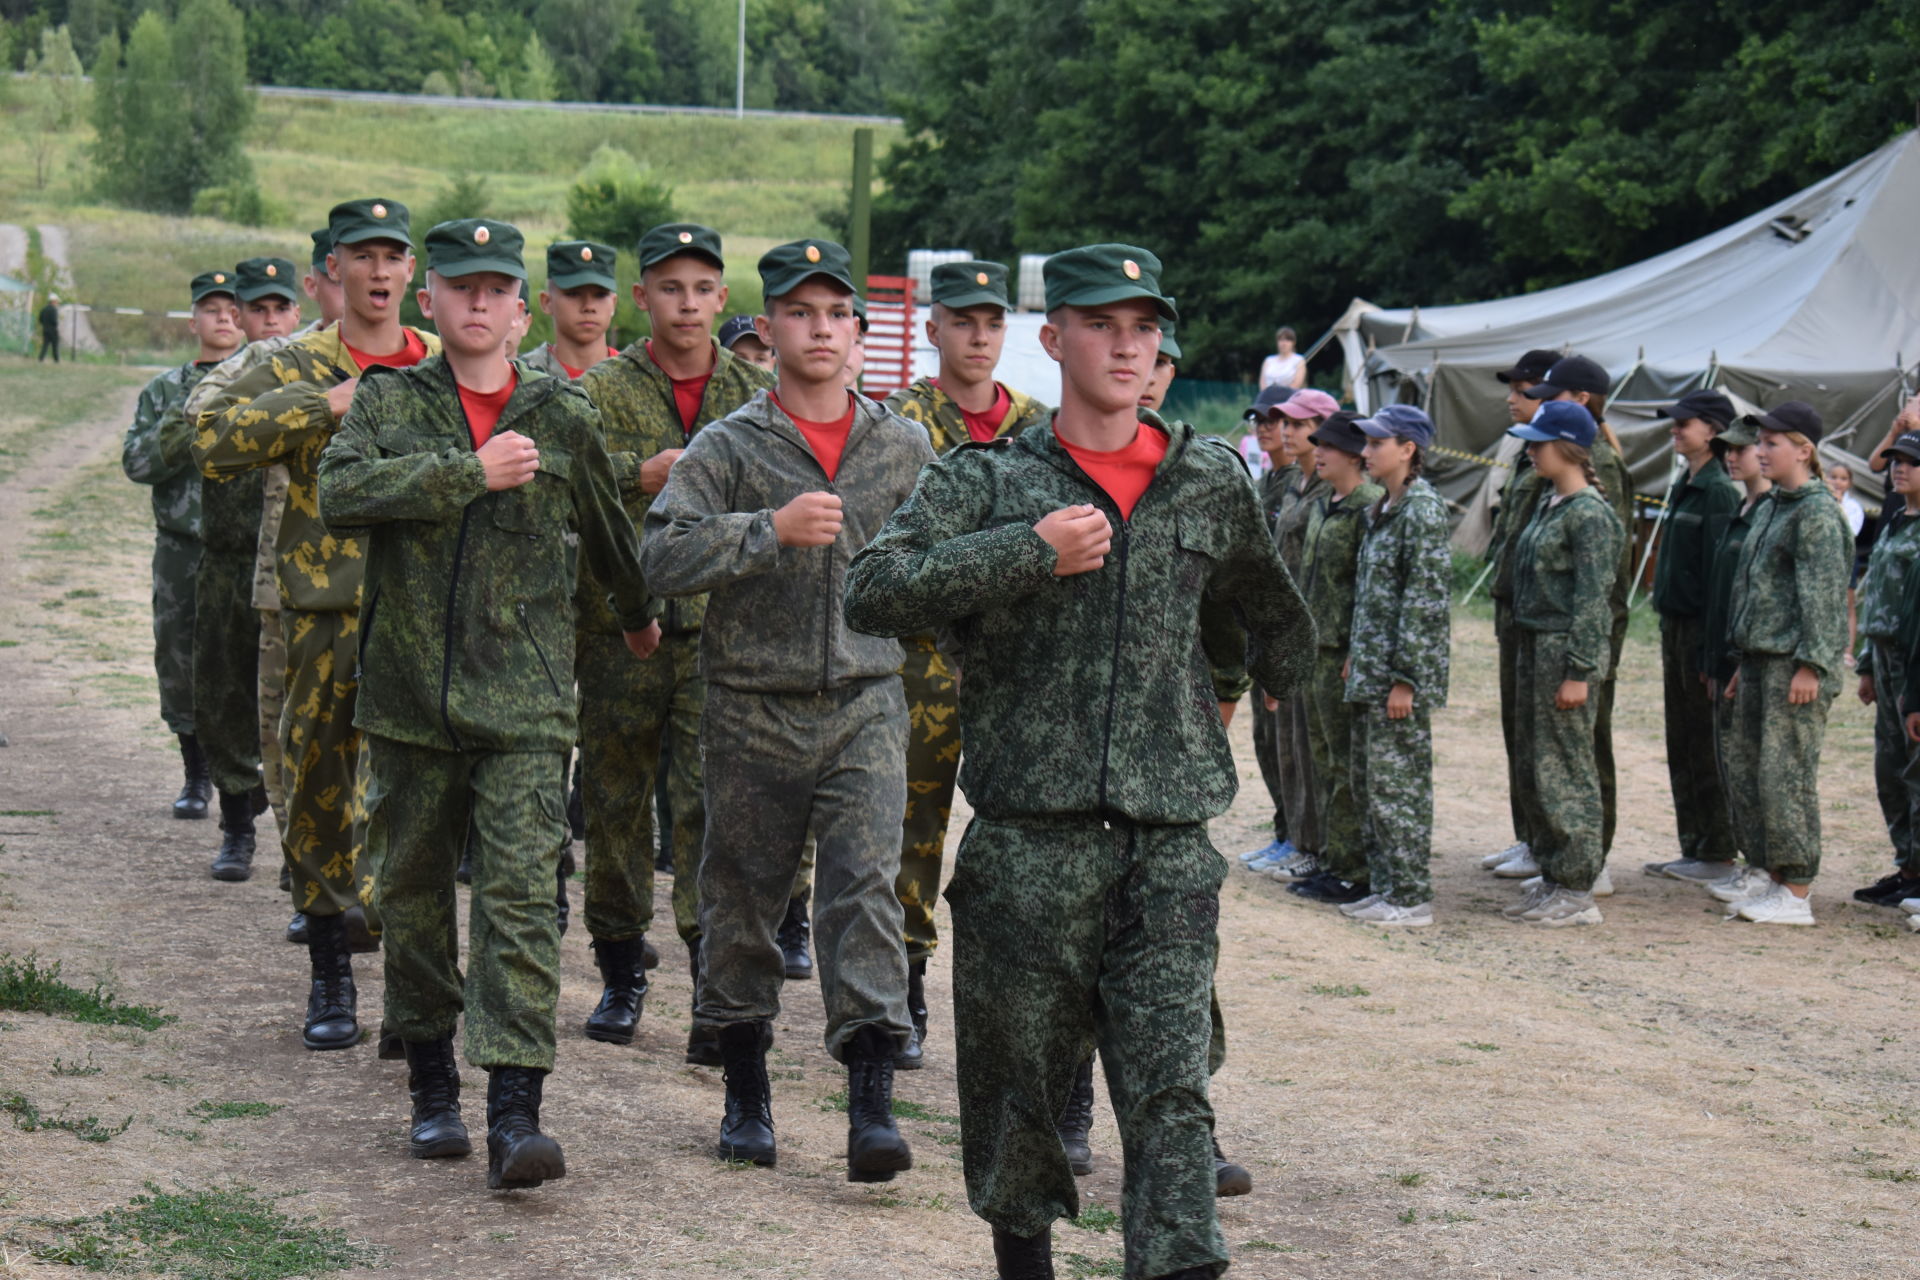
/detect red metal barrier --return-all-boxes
[862,274,915,396]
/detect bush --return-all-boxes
[564,145,675,252]
[421,172,491,231]
[190,180,285,228]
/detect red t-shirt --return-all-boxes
[456,370,518,449]
[647,340,713,436]
[557,346,620,380]
[934,378,1012,444]
[1060,424,1169,521]
[773,391,856,482]
[344,328,428,372]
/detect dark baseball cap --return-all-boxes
[1510,399,1597,449]
[1743,400,1824,443]
[1356,403,1435,447]
[1309,409,1368,455]
[308,229,332,272]
[234,257,299,304]
[328,197,412,249]
[759,239,857,300]
[1042,243,1177,321]
[1880,431,1920,465]
[547,240,615,291]
[638,223,724,272]
[718,314,761,351]
[1657,389,1736,429]
[930,260,1010,310]
[1244,383,1294,419]
[1496,348,1560,385]
[1523,354,1611,400]
[190,269,237,304]
[424,219,527,281]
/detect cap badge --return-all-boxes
[678,231,694,244]
[805,244,821,264]
[975,271,989,286]
[265,264,277,277]
[372,203,388,218]
[580,247,593,261]
[1122,259,1141,280]
[474,225,490,245]
[214,273,226,284]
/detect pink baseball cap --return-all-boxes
[1275,389,1341,420]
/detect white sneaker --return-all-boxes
[1338,893,1384,918]
[1265,850,1321,883]
[1898,897,1920,916]
[1493,849,1541,878]
[1735,882,1815,925]
[1240,839,1281,864]
[1350,899,1434,928]
[1502,880,1556,919]
[1647,857,1737,883]
[1528,888,1603,928]
[1482,842,1530,870]
[1707,868,1771,903]
[1591,866,1614,897]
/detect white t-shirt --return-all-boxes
[1840,492,1865,536]
[1259,352,1304,389]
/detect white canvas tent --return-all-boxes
[1334,129,1920,546]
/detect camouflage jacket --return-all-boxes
[1510,486,1626,681]
[122,360,212,540]
[1651,456,1740,620]
[316,358,650,753]
[254,466,290,610]
[1729,479,1851,682]
[641,388,936,692]
[1299,480,1385,651]
[1856,508,1920,664]
[1258,461,1296,527]
[1488,451,1543,604]
[580,339,776,636]
[517,343,571,381]
[844,412,1315,825]
[1701,494,1763,683]
[883,377,1051,454]
[1346,478,1452,707]
[196,325,441,613]
[1272,466,1330,576]
[1491,435,1634,618]
[1592,434,1636,619]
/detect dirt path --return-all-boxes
[1,368,1916,1279]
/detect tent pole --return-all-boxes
[1628,444,1683,611]
[1462,555,1497,606]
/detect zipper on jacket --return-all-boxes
[1095,518,1132,816]
[519,602,564,699]
[438,505,473,751]
[819,482,837,692]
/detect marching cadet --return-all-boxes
[524,240,618,380]
[719,313,776,371]
[317,217,656,1193]
[1341,404,1451,928]
[199,198,440,1050]
[881,260,1050,1068]
[1499,401,1626,926]
[846,244,1311,1280]
[1853,431,1920,909]
[121,270,242,819]
[642,239,930,1181]
[575,224,775,1058]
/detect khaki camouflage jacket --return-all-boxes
[844,412,1315,825]
[1346,478,1452,707]
[195,325,441,612]
[316,358,649,753]
[1272,466,1330,576]
[1729,479,1850,685]
[1510,486,1626,681]
[123,360,213,540]
[641,388,935,692]
[883,377,1050,454]
[1299,480,1385,651]
[580,339,776,636]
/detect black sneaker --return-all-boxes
[1852,871,1920,906]
[1288,871,1371,904]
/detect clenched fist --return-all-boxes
[1035,504,1112,576]
[774,491,844,547]
[479,430,540,491]
[639,448,684,495]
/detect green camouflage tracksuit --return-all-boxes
[1247,462,1296,841]
[1509,488,1626,893]
[1299,479,1383,884]
[845,412,1314,1280]
[640,389,935,1063]
[1488,449,1544,849]
[317,357,651,1070]
[1702,496,1765,861]
[1723,480,1850,883]
[577,340,775,946]
[1270,463,1328,855]
[882,376,1050,961]
[122,360,213,737]
[199,325,442,917]
[1861,511,1920,875]
[1346,478,1452,907]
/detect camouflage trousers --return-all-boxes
[576,629,705,944]
[1494,602,1531,847]
[1305,648,1365,883]
[1595,613,1628,854]
[258,609,289,846]
[1869,643,1920,873]
[282,609,368,919]
[1512,631,1604,892]
[1350,700,1433,907]
[1660,615,1736,861]
[193,548,262,795]
[899,635,959,961]
[150,529,200,736]
[366,735,567,1070]
[1279,687,1321,856]
[1718,654,1834,884]
[1248,689,1287,841]
[948,817,1226,1279]
[696,678,911,1062]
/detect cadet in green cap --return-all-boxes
[199,198,441,1051]
[847,243,1313,1280]
[879,260,1050,1068]
[122,269,243,819]
[573,223,774,1058]
[642,237,932,1182]
[525,240,618,380]
[318,216,654,1192]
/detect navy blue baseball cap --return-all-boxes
[1244,383,1294,419]
[1356,403,1434,448]
[1510,399,1598,449]
[718,313,760,351]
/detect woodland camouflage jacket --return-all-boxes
[883,377,1051,454]
[122,360,210,540]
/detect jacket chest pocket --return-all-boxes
[493,447,574,536]
[1163,510,1226,633]
[1532,525,1575,575]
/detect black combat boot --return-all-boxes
[583,936,649,1045]
[844,1024,912,1183]
[486,1067,565,1190]
[278,861,291,891]
[174,734,212,819]
[1214,1135,1252,1197]
[991,1226,1054,1280]
[554,843,574,937]
[896,957,928,1070]
[209,789,258,881]
[403,1037,472,1159]
[302,912,362,1050]
[1056,1056,1095,1176]
[777,894,812,980]
[566,758,586,841]
[685,938,721,1066]
[716,1020,776,1166]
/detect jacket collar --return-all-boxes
[1020,408,1194,486]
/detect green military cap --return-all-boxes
[235,256,299,303]
[930,260,1010,310]
[1042,243,1177,321]
[1717,418,1759,448]
[190,269,237,304]
[424,218,527,281]
[1159,307,1183,361]
[637,222,723,272]
[759,238,856,300]
[328,197,412,249]
[852,291,869,332]
[308,229,331,272]
[547,239,617,291]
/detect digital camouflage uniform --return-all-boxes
[1487,451,1544,848]
[577,340,775,946]
[199,323,442,917]
[1346,478,1452,907]
[1299,479,1384,884]
[881,375,1050,961]
[1247,461,1296,841]
[1724,480,1850,883]
[1590,436,1636,853]
[1702,494,1764,860]
[122,360,212,736]
[517,342,574,381]
[1510,488,1626,893]
[640,389,935,1061]
[317,357,651,1070]
[1271,463,1329,855]
[845,411,1314,1280]
[1857,510,1920,875]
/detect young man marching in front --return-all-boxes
[847,245,1313,1280]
